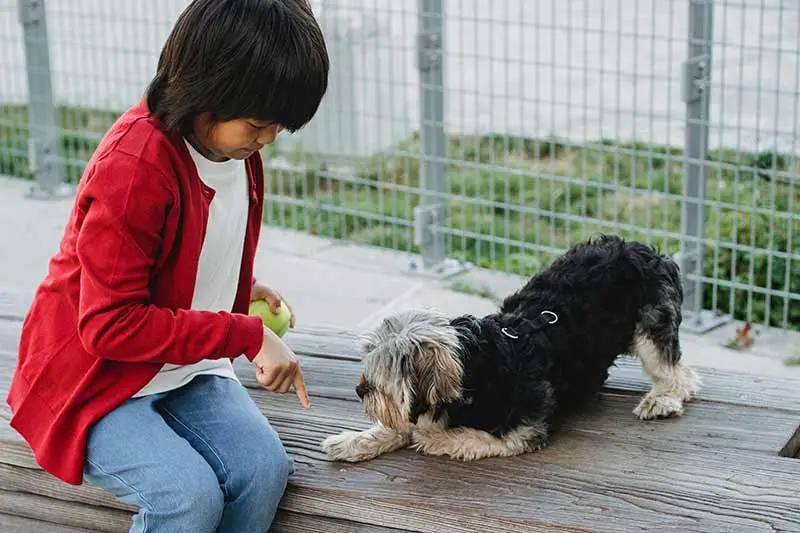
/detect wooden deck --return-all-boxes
[2,289,800,532]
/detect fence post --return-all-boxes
[18,0,69,199]
[678,0,727,332]
[411,0,462,277]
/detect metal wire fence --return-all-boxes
[1,0,798,332]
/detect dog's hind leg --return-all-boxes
[322,424,411,462]
[631,302,699,420]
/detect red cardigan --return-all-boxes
[6,100,266,485]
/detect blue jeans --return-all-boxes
[82,375,293,532]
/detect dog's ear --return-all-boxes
[416,341,463,405]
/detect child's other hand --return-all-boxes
[253,328,310,409]
[251,282,296,328]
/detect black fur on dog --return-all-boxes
[321,234,699,462]
[434,233,685,438]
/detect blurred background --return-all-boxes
[1,1,798,366]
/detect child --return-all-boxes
[6,0,329,531]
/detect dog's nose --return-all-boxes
[355,384,366,399]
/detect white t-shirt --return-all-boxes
[132,139,250,397]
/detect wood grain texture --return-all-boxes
[3,288,800,533]
[0,491,131,532]
[268,388,800,532]
[251,385,800,459]
[236,355,800,456]
[0,464,134,513]
[2,286,800,412]
[280,325,800,412]
[0,441,38,470]
[272,510,417,533]
[250,385,800,531]
[0,513,100,533]
[283,443,800,533]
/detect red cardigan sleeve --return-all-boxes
[75,154,264,364]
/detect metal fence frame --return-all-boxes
[678,0,720,332]
[17,0,68,198]
[8,0,800,333]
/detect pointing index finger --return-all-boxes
[293,367,310,409]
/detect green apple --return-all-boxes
[249,299,292,337]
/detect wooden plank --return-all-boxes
[0,465,134,513]
[0,441,37,470]
[3,287,800,532]
[248,382,800,458]
[0,464,414,533]
[233,355,800,457]
[0,513,99,533]
[11,429,800,533]
[607,362,800,413]
[3,313,800,459]
[274,419,800,532]
[278,488,547,533]
[282,326,800,412]
[9,371,798,532]
[272,510,416,533]
[255,389,800,532]
[0,320,20,428]
[6,313,793,445]
[3,286,800,412]
[0,491,131,533]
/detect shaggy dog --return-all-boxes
[321,234,699,462]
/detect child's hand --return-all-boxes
[253,327,310,409]
[251,282,296,328]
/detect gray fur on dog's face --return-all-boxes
[356,309,463,430]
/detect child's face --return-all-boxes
[192,113,283,162]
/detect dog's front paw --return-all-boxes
[633,394,684,420]
[322,426,409,462]
[321,430,374,462]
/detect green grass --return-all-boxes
[267,133,800,330]
[3,104,799,330]
[0,104,120,183]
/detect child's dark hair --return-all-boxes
[146,0,329,136]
